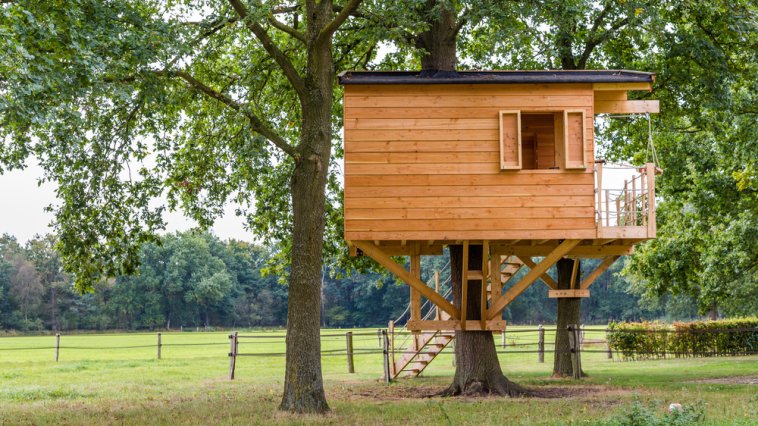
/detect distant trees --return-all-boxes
[0,231,711,332]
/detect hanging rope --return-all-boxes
[646,112,660,168]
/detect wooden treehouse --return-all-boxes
[339,70,661,378]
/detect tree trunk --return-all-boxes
[553,258,585,377]
[707,302,718,320]
[439,245,526,396]
[415,0,459,77]
[279,12,334,413]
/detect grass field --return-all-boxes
[0,327,756,425]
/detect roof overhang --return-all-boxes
[338,70,656,85]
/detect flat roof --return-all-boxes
[338,70,655,85]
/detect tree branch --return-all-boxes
[167,16,239,69]
[578,14,630,69]
[315,0,362,47]
[171,70,299,160]
[268,14,306,43]
[453,7,470,38]
[227,0,306,99]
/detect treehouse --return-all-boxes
[339,70,660,377]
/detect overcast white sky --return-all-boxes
[1,156,636,244]
[0,160,255,243]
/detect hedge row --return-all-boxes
[606,318,758,361]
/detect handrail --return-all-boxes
[595,162,658,236]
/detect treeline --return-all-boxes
[1,232,699,332]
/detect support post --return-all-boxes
[596,162,603,225]
[382,330,391,383]
[157,332,162,360]
[501,330,506,349]
[538,325,545,363]
[632,175,638,224]
[228,331,238,380]
[461,241,469,330]
[388,320,396,377]
[55,333,60,362]
[377,328,382,348]
[605,189,611,227]
[346,332,354,373]
[434,270,441,320]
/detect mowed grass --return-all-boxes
[0,327,756,425]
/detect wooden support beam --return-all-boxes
[488,239,581,319]
[352,241,460,319]
[570,259,580,290]
[461,241,469,330]
[489,250,502,313]
[580,256,620,290]
[549,289,590,298]
[593,82,652,91]
[594,100,660,114]
[481,240,489,330]
[434,271,441,321]
[406,319,507,331]
[409,254,421,326]
[511,244,632,257]
[517,256,558,290]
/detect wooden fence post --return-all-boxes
[538,325,545,363]
[501,330,506,349]
[157,332,162,359]
[346,332,355,373]
[382,329,391,383]
[377,328,382,348]
[229,331,238,380]
[55,333,60,362]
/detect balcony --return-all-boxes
[595,162,660,240]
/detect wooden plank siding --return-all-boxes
[343,84,596,242]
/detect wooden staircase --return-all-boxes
[390,255,524,379]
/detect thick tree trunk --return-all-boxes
[553,258,585,377]
[279,13,334,413]
[415,0,459,77]
[439,245,526,396]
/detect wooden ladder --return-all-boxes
[394,251,524,379]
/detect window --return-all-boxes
[499,109,586,170]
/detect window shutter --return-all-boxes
[564,110,586,169]
[499,110,521,170]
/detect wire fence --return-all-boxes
[3,327,755,381]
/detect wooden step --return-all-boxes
[467,270,484,280]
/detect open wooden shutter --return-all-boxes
[499,110,521,170]
[563,110,586,169]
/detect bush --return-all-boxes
[602,399,705,426]
[607,318,758,361]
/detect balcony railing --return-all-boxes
[595,162,659,239]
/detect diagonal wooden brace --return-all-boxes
[353,241,460,319]
[516,256,558,290]
[580,256,620,290]
[488,239,581,319]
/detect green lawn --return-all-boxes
[0,328,755,425]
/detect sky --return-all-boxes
[0,160,255,243]
[1,156,636,244]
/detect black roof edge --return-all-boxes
[337,70,655,85]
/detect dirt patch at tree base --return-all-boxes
[337,382,630,403]
[688,375,758,385]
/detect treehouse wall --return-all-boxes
[343,83,597,242]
